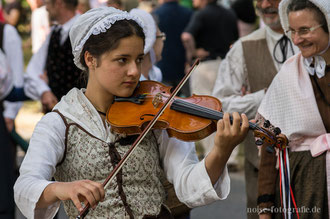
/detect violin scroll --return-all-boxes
[253,120,289,154]
[275,133,289,150]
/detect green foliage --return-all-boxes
[13,0,33,66]
[17,0,31,38]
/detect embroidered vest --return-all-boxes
[45,31,85,100]
[241,32,278,169]
[53,112,166,219]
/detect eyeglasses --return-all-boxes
[156,32,166,41]
[286,24,324,38]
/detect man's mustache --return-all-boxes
[257,7,278,14]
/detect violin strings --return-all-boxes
[173,99,221,117]
[172,99,262,131]
[172,100,277,142]
[139,94,263,132]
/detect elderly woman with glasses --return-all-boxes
[256,0,329,218]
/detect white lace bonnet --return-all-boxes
[129,8,156,55]
[279,0,330,35]
[69,7,146,70]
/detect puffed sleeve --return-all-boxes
[157,130,230,207]
[14,112,66,219]
[24,31,52,100]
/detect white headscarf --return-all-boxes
[129,8,162,82]
[129,8,156,55]
[279,0,330,34]
[279,0,330,78]
[69,7,146,70]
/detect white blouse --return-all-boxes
[2,24,24,119]
[14,88,230,219]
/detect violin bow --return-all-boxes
[76,59,200,219]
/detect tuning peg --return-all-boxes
[263,120,270,128]
[274,127,281,135]
[266,146,275,153]
[255,139,264,146]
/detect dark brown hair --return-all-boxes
[287,0,328,33]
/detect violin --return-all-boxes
[107,80,221,141]
[77,60,287,219]
[107,80,287,146]
[107,80,271,142]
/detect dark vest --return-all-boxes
[241,37,278,169]
[45,30,85,100]
[242,38,277,93]
[310,71,330,132]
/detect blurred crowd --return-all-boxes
[0,0,329,218]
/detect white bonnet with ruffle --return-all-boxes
[279,0,330,78]
[279,0,330,34]
[129,8,156,55]
[69,7,146,70]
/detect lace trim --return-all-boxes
[73,12,146,70]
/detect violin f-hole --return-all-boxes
[140,114,156,120]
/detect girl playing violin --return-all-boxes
[14,7,249,218]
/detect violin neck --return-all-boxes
[171,99,258,130]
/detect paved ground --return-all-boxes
[190,171,247,219]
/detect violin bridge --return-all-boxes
[152,93,163,108]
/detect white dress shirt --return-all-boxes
[3,24,24,119]
[31,6,50,54]
[24,14,80,100]
[14,88,230,219]
[212,26,299,119]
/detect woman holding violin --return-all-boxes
[14,7,249,219]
